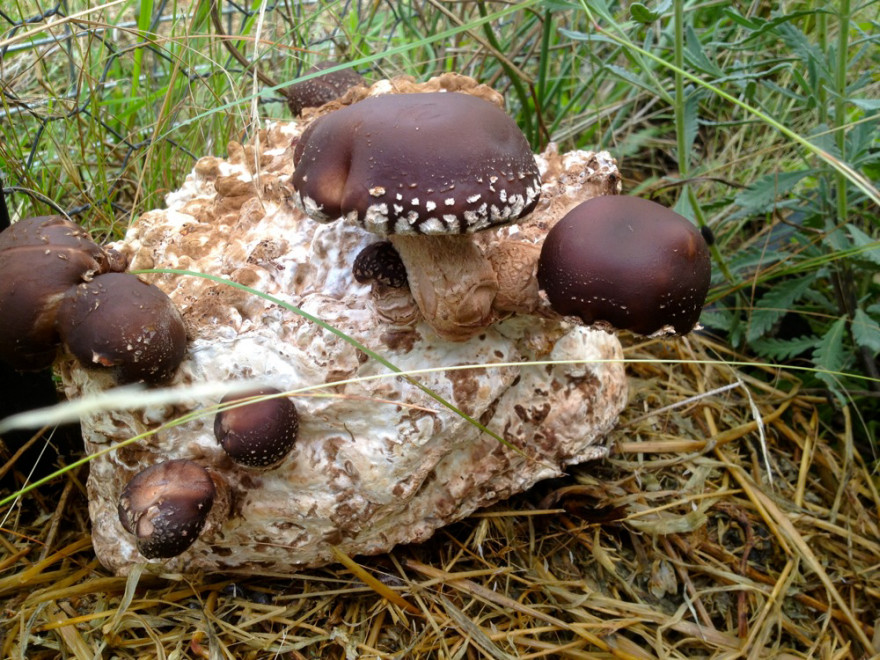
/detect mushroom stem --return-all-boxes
[484,240,542,315]
[389,234,498,342]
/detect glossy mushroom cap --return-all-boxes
[56,272,187,384]
[291,92,541,236]
[353,241,408,288]
[537,196,712,335]
[214,387,299,468]
[0,215,125,370]
[285,61,364,116]
[118,459,216,559]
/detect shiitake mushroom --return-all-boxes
[118,460,216,559]
[214,387,299,469]
[56,272,186,384]
[537,196,711,335]
[0,216,125,370]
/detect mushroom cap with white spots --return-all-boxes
[292,92,541,236]
[537,196,712,335]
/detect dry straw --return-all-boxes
[1,333,878,659]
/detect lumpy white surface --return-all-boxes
[61,87,627,575]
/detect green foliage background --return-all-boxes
[1,0,878,442]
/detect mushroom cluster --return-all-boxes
[0,215,186,384]
[290,80,711,342]
[57,74,632,575]
[47,72,713,574]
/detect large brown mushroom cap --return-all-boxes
[537,196,712,335]
[291,91,541,341]
[57,272,187,384]
[291,92,541,236]
[0,215,125,370]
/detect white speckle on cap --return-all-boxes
[467,194,481,204]
[418,217,447,234]
[425,201,437,212]
[369,186,386,197]
[444,198,455,207]
[361,202,391,234]
[297,194,331,222]
[392,210,422,234]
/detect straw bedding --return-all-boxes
[1,333,877,659]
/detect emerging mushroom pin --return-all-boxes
[291,91,542,341]
[284,61,364,116]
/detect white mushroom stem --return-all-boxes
[389,234,498,342]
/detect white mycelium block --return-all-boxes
[60,77,627,574]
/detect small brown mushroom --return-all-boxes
[56,272,187,384]
[352,241,408,288]
[117,459,216,559]
[292,92,541,340]
[0,215,125,370]
[214,387,299,468]
[285,62,364,116]
[537,196,711,335]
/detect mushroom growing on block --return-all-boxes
[0,215,125,371]
[285,61,365,117]
[118,459,216,559]
[59,74,628,575]
[214,387,299,468]
[291,91,542,341]
[352,241,409,289]
[57,272,187,384]
[537,196,712,335]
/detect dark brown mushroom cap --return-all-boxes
[537,196,712,335]
[56,272,187,384]
[214,387,299,468]
[352,241,408,288]
[292,92,541,236]
[285,61,364,116]
[0,216,126,370]
[117,459,216,559]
